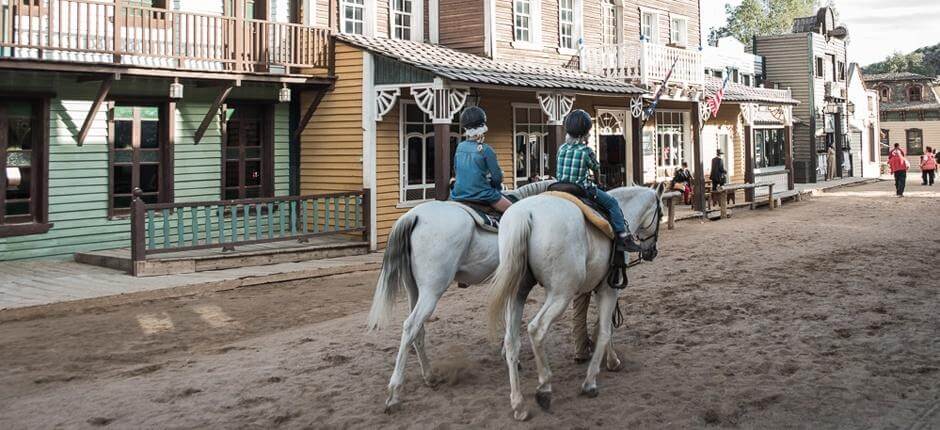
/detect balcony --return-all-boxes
[0,0,332,77]
[581,40,704,87]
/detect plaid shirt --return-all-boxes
[556,143,599,188]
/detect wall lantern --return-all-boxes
[169,79,184,99]
[278,84,292,103]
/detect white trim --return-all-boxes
[339,0,373,36]
[429,0,439,43]
[557,0,581,52]
[485,0,497,58]
[389,0,424,41]
[512,0,542,48]
[639,7,661,42]
[669,14,688,47]
[362,51,378,250]
[303,0,317,26]
[511,104,550,188]
[600,0,622,45]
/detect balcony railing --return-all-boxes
[0,0,331,74]
[581,40,704,87]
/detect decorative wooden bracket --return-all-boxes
[194,84,234,145]
[411,78,468,124]
[293,84,332,142]
[699,102,712,122]
[76,76,115,146]
[536,92,575,125]
[629,97,645,119]
[375,86,401,122]
[769,105,794,127]
[740,103,758,127]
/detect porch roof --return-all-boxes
[337,35,644,95]
[704,77,800,105]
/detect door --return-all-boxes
[222,104,273,200]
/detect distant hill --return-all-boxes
[863,43,940,77]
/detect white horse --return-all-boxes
[487,184,665,421]
[367,180,554,412]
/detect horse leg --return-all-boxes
[504,283,534,421]
[581,286,618,397]
[384,288,444,413]
[528,289,575,412]
[409,293,434,386]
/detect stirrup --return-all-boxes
[606,249,629,290]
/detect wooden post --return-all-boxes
[784,125,794,190]
[547,124,564,177]
[113,0,123,64]
[361,188,371,243]
[631,115,643,185]
[719,190,728,218]
[433,123,450,200]
[767,184,775,210]
[130,188,146,275]
[743,125,755,203]
[667,195,675,230]
[834,110,844,178]
[691,102,706,213]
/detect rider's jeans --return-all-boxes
[587,186,627,235]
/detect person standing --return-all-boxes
[826,142,837,180]
[710,150,727,191]
[920,146,936,186]
[887,143,909,197]
[671,162,693,205]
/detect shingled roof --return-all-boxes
[704,77,800,105]
[863,72,936,82]
[336,34,644,95]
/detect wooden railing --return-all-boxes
[581,40,704,87]
[0,0,331,73]
[130,189,370,268]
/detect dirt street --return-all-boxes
[1,179,938,429]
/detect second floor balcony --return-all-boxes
[0,0,331,77]
[581,40,704,88]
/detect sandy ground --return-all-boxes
[1,178,938,429]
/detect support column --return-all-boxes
[744,125,755,202]
[547,124,564,177]
[834,110,844,178]
[691,102,706,213]
[784,124,794,190]
[434,123,451,200]
[631,115,643,185]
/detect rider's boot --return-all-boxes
[617,232,643,253]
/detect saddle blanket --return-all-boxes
[542,191,615,239]
[445,201,500,233]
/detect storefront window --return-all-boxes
[1,99,48,233]
[655,111,686,177]
[513,106,548,186]
[399,102,458,203]
[754,128,785,169]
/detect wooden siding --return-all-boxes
[701,105,746,185]
[0,75,290,261]
[880,119,940,172]
[438,0,487,56]
[299,42,364,197]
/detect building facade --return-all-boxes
[846,64,881,178]
[755,7,851,183]
[864,72,940,172]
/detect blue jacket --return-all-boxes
[450,139,504,203]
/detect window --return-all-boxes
[602,0,620,45]
[754,128,786,169]
[640,9,658,42]
[340,0,365,35]
[391,0,413,40]
[222,104,273,200]
[815,57,824,78]
[743,74,752,86]
[909,85,922,102]
[879,86,890,102]
[826,54,836,81]
[109,104,170,216]
[558,0,577,51]
[0,98,49,237]
[399,102,459,203]
[670,15,687,47]
[906,128,923,155]
[868,125,876,163]
[880,129,890,156]
[837,61,845,81]
[655,111,687,177]
[513,106,549,186]
[514,0,532,42]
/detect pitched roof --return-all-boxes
[864,72,935,82]
[704,77,800,105]
[336,34,644,95]
[880,101,940,112]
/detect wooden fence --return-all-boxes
[130,188,370,266]
[0,0,331,73]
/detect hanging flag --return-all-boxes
[643,57,680,122]
[706,69,732,118]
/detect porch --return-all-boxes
[580,40,705,87]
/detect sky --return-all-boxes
[700,0,940,66]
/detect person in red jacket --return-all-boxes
[920,146,936,186]
[887,143,909,196]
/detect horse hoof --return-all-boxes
[605,358,624,372]
[535,390,552,411]
[574,353,591,364]
[513,409,531,421]
[580,386,599,398]
[384,401,402,414]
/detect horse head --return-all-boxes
[636,183,666,261]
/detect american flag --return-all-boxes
[643,57,680,122]
[706,70,732,117]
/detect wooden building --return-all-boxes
[0,0,341,262]
[846,64,881,178]
[864,72,940,172]
[754,7,852,183]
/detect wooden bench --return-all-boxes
[711,182,776,218]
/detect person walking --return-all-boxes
[710,150,727,191]
[920,146,936,186]
[887,143,909,196]
[826,142,837,180]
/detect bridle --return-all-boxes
[628,196,663,266]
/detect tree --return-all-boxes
[709,0,815,46]
[863,50,937,77]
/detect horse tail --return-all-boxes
[367,212,419,331]
[487,210,532,340]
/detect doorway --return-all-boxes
[595,110,628,189]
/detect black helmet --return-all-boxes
[460,106,487,130]
[564,109,592,138]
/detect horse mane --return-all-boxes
[506,179,558,200]
[608,186,659,236]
